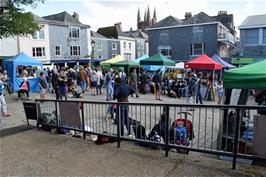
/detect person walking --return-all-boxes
[96,68,103,95]
[187,74,199,105]
[90,70,98,96]
[38,72,48,99]
[196,73,203,104]
[129,68,139,98]
[78,66,87,93]
[216,80,224,105]
[58,72,68,100]
[0,80,10,117]
[152,69,162,101]
[104,69,113,101]
[114,77,131,137]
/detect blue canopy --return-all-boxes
[3,52,43,92]
[211,54,236,68]
[134,54,149,64]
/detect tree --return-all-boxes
[0,0,45,38]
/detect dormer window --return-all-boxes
[69,27,80,38]
[32,29,45,40]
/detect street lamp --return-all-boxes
[91,40,95,68]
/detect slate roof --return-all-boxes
[239,14,266,29]
[32,13,49,24]
[97,25,131,39]
[182,12,216,24]
[149,12,234,32]
[124,29,148,39]
[42,11,90,28]
[150,15,183,28]
[91,31,107,39]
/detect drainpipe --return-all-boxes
[17,36,20,54]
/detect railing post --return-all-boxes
[232,108,240,169]
[165,105,170,157]
[116,103,120,148]
[55,100,59,128]
[81,102,86,140]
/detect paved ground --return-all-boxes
[1,91,265,176]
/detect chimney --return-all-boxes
[114,22,122,30]
[72,12,79,21]
[185,12,192,20]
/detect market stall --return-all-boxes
[220,59,266,161]
[100,55,124,68]
[185,54,222,101]
[3,52,43,92]
[110,59,139,76]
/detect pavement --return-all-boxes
[1,92,266,177]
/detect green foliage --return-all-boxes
[0,0,45,38]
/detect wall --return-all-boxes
[18,24,50,63]
[108,39,120,59]
[0,37,18,57]
[119,37,136,60]
[148,24,218,61]
[240,29,266,57]
[49,25,89,61]
[92,38,108,59]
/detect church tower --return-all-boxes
[137,6,157,30]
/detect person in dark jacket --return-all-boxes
[114,77,131,137]
[152,69,162,101]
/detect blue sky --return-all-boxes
[24,0,266,32]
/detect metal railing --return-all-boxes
[35,99,266,169]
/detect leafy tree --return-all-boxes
[0,0,45,38]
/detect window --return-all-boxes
[69,27,80,38]
[112,43,117,50]
[129,42,132,50]
[124,53,131,60]
[124,42,126,49]
[32,29,45,40]
[70,46,81,56]
[141,43,144,49]
[137,42,140,49]
[245,29,259,45]
[32,47,46,57]
[158,46,172,58]
[55,46,61,56]
[97,43,102,51]
[263,28,266,44]
[190,43,204,56]
[193,26,203,33]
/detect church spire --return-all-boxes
[144,9,147,22]
[137,8,141,23]
[147,5,150,26]
[153,8,157,22]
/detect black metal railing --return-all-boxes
[34,99,266,169]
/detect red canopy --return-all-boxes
[185,54,222,70]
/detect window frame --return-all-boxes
[32,47,46,57]
[244,29,259,45]
[70,45,81,56]
[55,45,61,56]
[190,43,204,56]
[112,43,117,50]
[69,27,80,38]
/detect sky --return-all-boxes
[23,0,266,32]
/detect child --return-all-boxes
[175,120,187,144]
[72,86,82,98]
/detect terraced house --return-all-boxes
[97,23,136,60]
[147,11,237,61]
[42,11,91,65]
[0,14,51,63]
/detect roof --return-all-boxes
[97,25,131,39]
[124,29,148,39]
[150,15,183,28]
[32,13,49,24]
[149,12,235,32]
[239,14,266,29]
[183,12,216,25]
[43,11,90,28]
[90,31,107,39]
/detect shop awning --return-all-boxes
[211,54,235,68]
